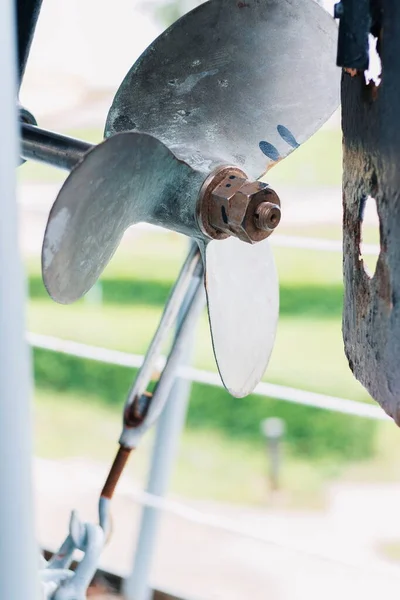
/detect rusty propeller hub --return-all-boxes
[197,166,281,244]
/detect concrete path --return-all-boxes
[35,457,400,600]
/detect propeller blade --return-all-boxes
[42,131,204,304]
[200,236,279,397]
[106,0,340,179]
[38,0,340,400]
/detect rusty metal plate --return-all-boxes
[201,236,278,397]
[341,66,400,423]
[42,131,205,304]
[106,0,340,179]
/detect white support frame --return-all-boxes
[0,1,38,598]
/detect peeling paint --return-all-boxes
[344,68,359,77]
[42,207,70,270]
[176,69,219,96]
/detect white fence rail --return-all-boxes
[128,488,400,581]
[30,333,399,585]
[28,332,388,422]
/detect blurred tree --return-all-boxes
[141,0,331,29]
[141,0,204,28]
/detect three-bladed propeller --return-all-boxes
[41,0,340,397]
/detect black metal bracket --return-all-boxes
[16,0,43,84]
[16,0,43,159]
[334,0,371,70]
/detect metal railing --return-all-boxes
[32,327,400,588]
[31,329,400,592]
[28,333,388,422]
[23,214,388,599]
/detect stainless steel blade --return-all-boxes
[42,131,205,304]
[200,236,279,397]
[106,0,340,179]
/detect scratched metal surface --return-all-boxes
[201,236,278,397]
[42,131,205,304]
[106,0,340,179]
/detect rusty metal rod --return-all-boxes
[122,244,201,419]
[100,446,132,500]
[98,249,203,536]
[124,280,205,600]
[99,446,132,535]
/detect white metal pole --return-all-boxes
[0,2,39,598]
[124,378,194,600]
[124,250,203,600]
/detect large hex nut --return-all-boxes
[208,174,251,242]
[210,177,281,244]
[197,166,247,240]
[197,167,281,244]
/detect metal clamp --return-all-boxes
[40,511,104,600]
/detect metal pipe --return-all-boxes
[21,123,93,170]
[98,245,202,534]
[139,278,204,438]
[0,1,39,598]
[99,279,204,534]
[16,0,43,83]
[124,256,205,600]
[122,244,201,423]
[120,258,203,450]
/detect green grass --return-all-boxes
[34,388,337,508]
[264,126,342,188]
[28,301,364,402]
[376,541,400,564]
[35,387,395,509]
[26,231,369,403]
[342,421,400,483]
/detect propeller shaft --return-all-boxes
[21,123,92,170]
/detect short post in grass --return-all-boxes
[261,417,286,493]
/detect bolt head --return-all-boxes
[254,201,281,232]
[208,174,251,242]
[241,184,281,243]
[197,167,246,240]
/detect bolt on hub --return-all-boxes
[197,166,281,244]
